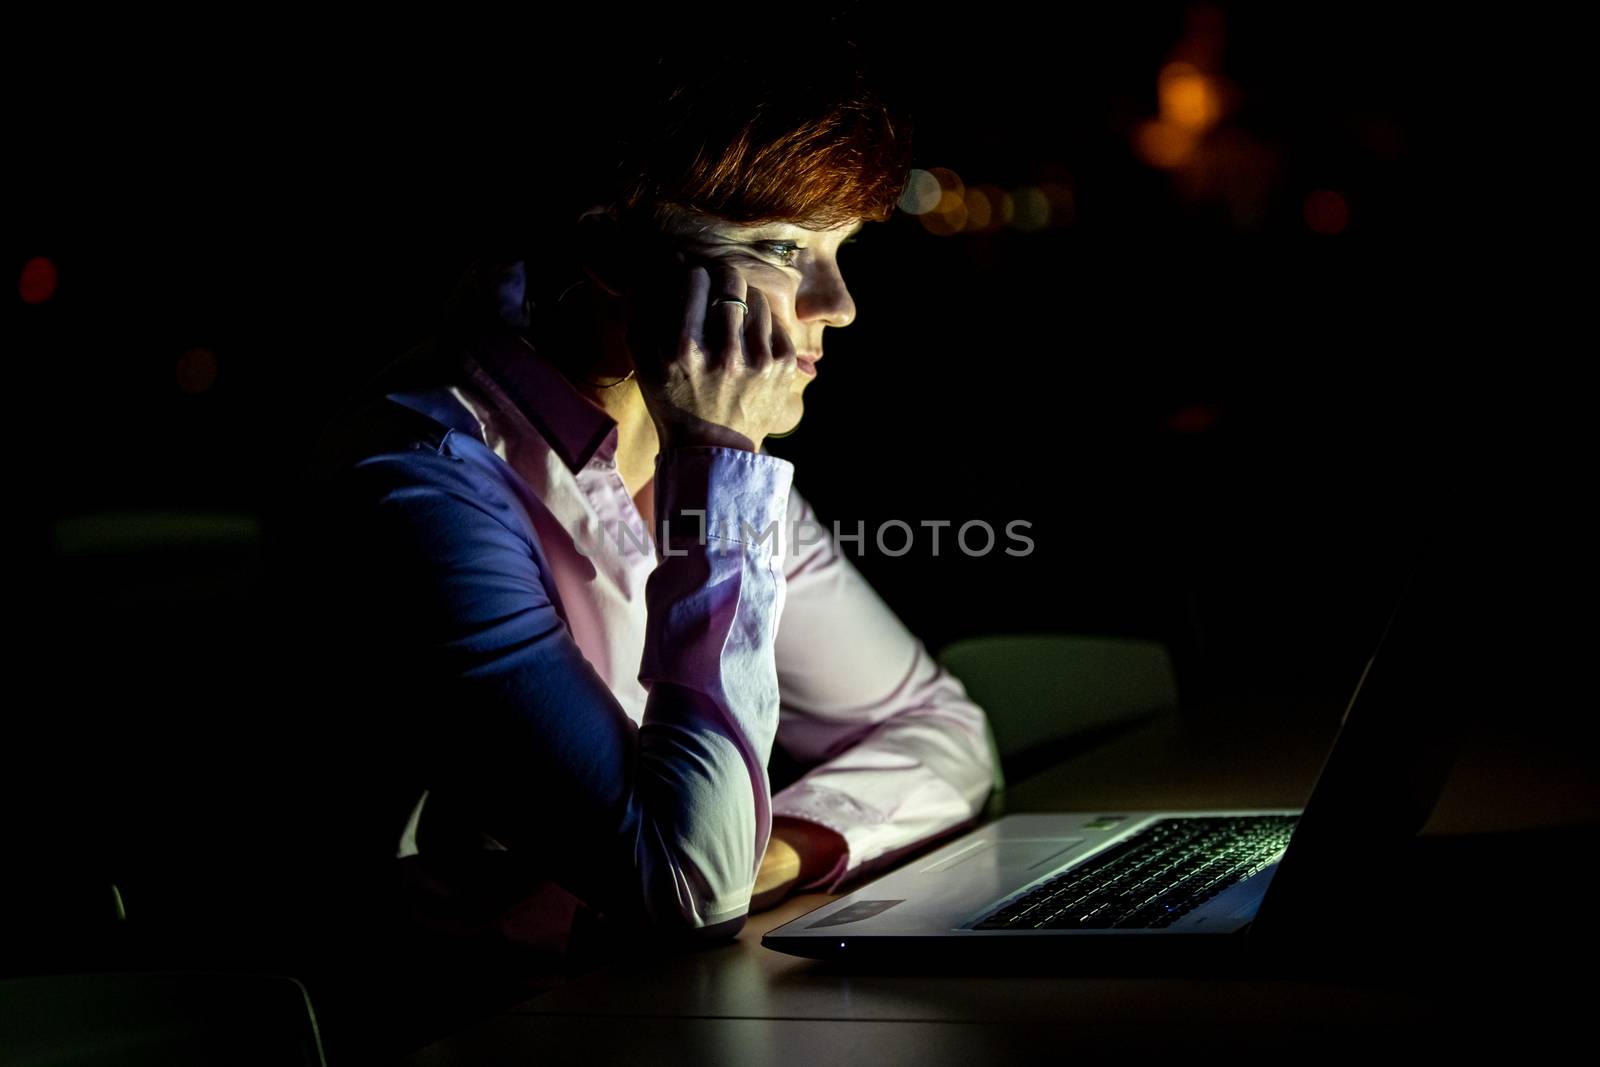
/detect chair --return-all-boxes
[0,971,327,1066]
[42,509,274,941]
[14,514,326,1063]
[938,634,1181,793]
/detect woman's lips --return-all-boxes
[797,353,820,378]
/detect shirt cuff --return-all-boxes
[653,446,794,564]
[771,776,979,894]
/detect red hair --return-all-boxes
[607,39,912,229]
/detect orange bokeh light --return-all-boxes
[1159,62,1222,132]
[1135,120,1197,169]
[963,188,993,231]
[925,167,966,200]
[984,185,1015,227]
[920,190,968,236]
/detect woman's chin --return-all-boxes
[766,396,807,442]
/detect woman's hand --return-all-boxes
[749,817,849,913]
[750,835,802,913]
[626,255,799,453]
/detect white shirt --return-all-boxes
[327,329,994,933]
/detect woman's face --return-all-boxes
[656,207,864,437]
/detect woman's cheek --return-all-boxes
[707,256,798,316]
[746,269,799,313]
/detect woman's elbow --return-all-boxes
[636,901,749,948]
[634,867,754,945]
[689,912,748,942]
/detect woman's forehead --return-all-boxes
[656,205,864,240]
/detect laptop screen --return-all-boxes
[1250,570,1465,938]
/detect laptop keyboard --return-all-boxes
[973,815,1297,930]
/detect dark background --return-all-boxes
[17,4,1454,704]
[18,0,1570,966]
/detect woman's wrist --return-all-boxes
[653,410,759,454]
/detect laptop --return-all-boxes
[763,591,1460,961]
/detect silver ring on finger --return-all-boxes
[709,297,749,315]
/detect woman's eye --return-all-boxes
[757,241,803,266]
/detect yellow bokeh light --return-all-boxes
[1159,61,1221,132]
[1134,119,1197,169]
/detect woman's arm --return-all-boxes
[761,483,998,898]
[332,427,794,937]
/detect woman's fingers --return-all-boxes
[743,287,796,373]
[673,264,711,371]
[634,255,798,450]
[659,260,787,375]
[702,264,749,371]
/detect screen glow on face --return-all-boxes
[665,214,864,339]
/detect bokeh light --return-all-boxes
[981,185,1015,227]
[20,257,58,305]
[915,169,969,235]
[906,169,1072,236]
[1166,403,1221,434]
[1135,120,1197,169]
[926,167,965,201]
[920,190,968,236]
[1038,182,1076,226]
[963,188,993,232]
[1159,61,1223,132]
[177,347,219,394]
[1010,187,1050,231]
[898,168,942,215]
[1303,189,1350,235]
[970,183,1027,232]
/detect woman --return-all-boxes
[304,26,995,1056]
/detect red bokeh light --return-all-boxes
[20,257,58,304]
[1303,190,1350,235]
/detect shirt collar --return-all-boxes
[465,331,619,473]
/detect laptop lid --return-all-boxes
[1249,578,1462,940]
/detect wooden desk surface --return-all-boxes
[400,707,1596,1065]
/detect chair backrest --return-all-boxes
[939,634,1180,791]
[41,510,278,945]
[0,972,327,1067]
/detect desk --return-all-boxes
[399,707,1597,1065]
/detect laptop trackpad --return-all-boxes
[919,837,1085,874]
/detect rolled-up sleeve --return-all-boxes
[331,429,793,937]
[770,484,996,893]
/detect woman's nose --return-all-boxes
[795,262,856,328]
